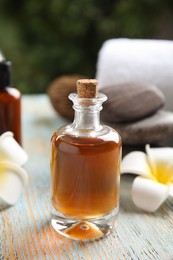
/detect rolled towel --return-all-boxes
[96,38,173,111]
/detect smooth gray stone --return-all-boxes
[111,110,173,145]
[101,83,165,123]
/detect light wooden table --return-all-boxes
[0,95,173,260]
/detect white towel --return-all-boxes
[96,38,173,111]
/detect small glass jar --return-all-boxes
[50,79,122,240]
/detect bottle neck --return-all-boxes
[73,108,102,131]
[0,61,12,90]
[69,93,107,132]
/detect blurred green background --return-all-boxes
[0,0,173,93]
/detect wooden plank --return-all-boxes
[0,94,173,259]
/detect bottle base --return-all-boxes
[51,207,119,241]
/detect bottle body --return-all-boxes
[0,87,21,144]
[51,126,121,221]
[50,86,122,240]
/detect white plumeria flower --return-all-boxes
[0,132,28,209]
[121,144,173,212]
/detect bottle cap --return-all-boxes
[77,79,98,98]
[0,61,12,89]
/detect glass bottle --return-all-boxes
[0,61,21,144]
[50,79,122,240]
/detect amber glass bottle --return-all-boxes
[0,61,21,144]
[50,79,122,240]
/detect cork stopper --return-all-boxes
[77,79,98,98]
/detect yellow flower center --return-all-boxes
[152,162,173,184]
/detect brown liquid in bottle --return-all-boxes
[51,131,121,220]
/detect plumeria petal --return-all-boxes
[146,145,173,184]
[0,161,28,209]
[121,151,153,178]
[0,132,28,209]
[169,184,173,197]
[0,132,28,166]
[132,176,170,212]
